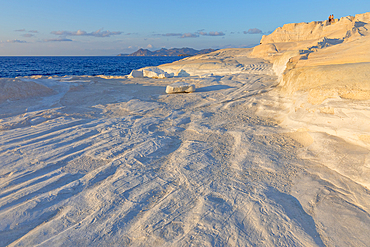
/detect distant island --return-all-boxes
[117,47,217,57]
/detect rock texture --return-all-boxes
[2,13,370,247]
[251,12,370,103]
[0,78,54,103]
[127,70,144,78]
[165,82,195,94]
[128,48,274,78]
[155,48,273,77]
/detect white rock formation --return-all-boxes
[250,12,370,103]
[165,82,195,94]
[141,67,173,78]
[134,49,275,77]
[0,78,54,103]
[128,67,175,79]
[174,69,190,77]
[2,13,370,247]
[127,70,144,78]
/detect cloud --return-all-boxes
[44,38,73,42]
[128,45,140,50]
[199,31,225,36]
[146,44,153,49]
[212,43,259,49]
[162,33,182,37]
[22,34,34,38]
[244,28,263,34]
[51,29,122,37]
[155,30,226,38]
[14,29,38,34]
[152,33,181,37]
[181,33,199,38]
[7,39,27,43]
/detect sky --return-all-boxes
[1,0,369,56]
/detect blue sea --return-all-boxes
[0,56,183,78]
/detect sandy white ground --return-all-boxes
[1,14,370,247]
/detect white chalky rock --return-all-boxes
[175,69,190,77]
[142,67,173,78]
[143,70,160,78]
[128,68,174,79]
[165,82,195,94]
[127,70,144,78]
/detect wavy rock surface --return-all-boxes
[1,12,370,247]
[251,12,370,103]
[137,48,274,78]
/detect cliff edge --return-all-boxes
[251,12,370,104]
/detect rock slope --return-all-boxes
[1,12,370,247]
[251,12,370,103]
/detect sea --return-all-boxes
[0,56,184,78]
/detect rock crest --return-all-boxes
[251,12,370,103]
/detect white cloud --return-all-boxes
[181,33,199,38]
[158,31,225,38]
[7,39,27,43]
[199,31,225,36]
[146,44,153,49]
[44,38,73,42]
[22,34,34,38]
[162,33,182,37]
[51,29,122,37]
[14,29,38,34]
[244,28,263,34]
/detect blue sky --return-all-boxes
[1,0,369,55]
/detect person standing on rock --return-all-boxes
[329,14,334,23]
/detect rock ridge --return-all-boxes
[251,12,370,102]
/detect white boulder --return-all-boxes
[128,68,174,79]
[127,70,144,78]
[165,82,195,94]
[175,69,190,77]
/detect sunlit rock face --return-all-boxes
[258,12,370,45]
[2,12,370,247]
[250,12,370,103]
[165,82,195,94]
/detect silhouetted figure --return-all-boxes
[328,14,334,23]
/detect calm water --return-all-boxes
[0,56,183,78]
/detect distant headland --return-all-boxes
[117,47,217,57]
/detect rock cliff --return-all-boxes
[251,12,370,103]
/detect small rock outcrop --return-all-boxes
[165,82,195,94]
[127,70,144,78]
